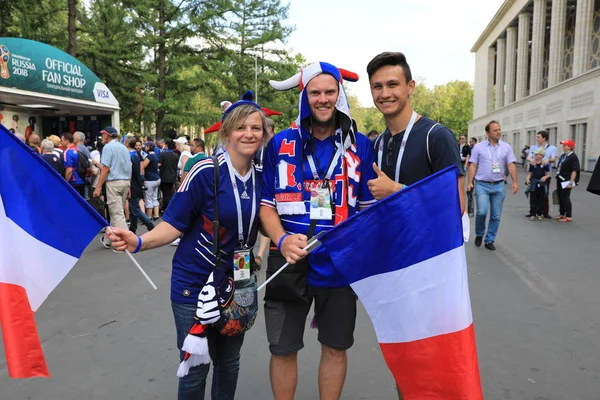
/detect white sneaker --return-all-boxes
[100,235,112,249]
[170,238,180,246]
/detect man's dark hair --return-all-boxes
[470,137,478,143]
[167,129,177,140]
[367,130,379,138]
[62,132,74,143]
[537,130,549,141]
[146,135,154,142]
[128,137,140,149]
[485,121,499,133]
[193,138,205,151]
[460,134,467,139]
[366,52,412,83]
[184,135,191,143]
[166,139,176,150]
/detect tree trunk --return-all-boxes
[156,0,166,138]
[67,0,77,56]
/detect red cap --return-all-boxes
[560,139,575,148]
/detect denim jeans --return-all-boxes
[172,301,245,400]
[475,180,506,243]
[129,194,154,233]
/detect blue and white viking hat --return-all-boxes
[269,62,359,147]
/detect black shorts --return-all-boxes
[264,286,357,356]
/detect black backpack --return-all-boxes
[77,152,91,178]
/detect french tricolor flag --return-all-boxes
[318,166,483,399]
[0,125,106,378]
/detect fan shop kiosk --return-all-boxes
[0,38,119,144]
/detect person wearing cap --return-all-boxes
[106,101,267,399]
[93,127,132,249]
[526,131,557,218]
[175,137,192,180]
[555,140,580,222]
[468,120,519,251]
[261,62,376,400]
[525,148,550,221]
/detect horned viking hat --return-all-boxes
[269,61,359,146]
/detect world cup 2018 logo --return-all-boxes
[0,45,10,79]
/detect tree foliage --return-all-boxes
[1,1,473,141]
[411,80,474,137]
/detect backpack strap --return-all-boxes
[426,123,440,166]
[212,155,222,270]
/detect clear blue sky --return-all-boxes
[285,0,505,106]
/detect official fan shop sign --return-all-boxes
[0,38,118,106]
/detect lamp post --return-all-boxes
[254,52,258,104]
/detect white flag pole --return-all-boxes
[125,250,158,290]
[257,234,323,292]
[107,227,158,290]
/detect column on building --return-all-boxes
[505,26,517,105]
[495,38,506,109]
[486,47,496,113]
[530,0,547,94]
[548,0,567,86]
[573,0,594,76]
[516,12,532,100]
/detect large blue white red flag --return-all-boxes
[317,166,483,399]
[0,125,107,378]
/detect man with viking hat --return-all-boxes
[260,62,376,400]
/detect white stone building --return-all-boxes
[469,0,600,171]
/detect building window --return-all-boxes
[545,126,558,145]
[569,122,588,170]
[527,129,537,147]
[512,131,521,149]
[501,133,508,143]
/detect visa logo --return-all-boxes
[95,89,109,98]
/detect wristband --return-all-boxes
[277,234,289,252]
[133,236,143,254]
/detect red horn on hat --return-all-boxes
[204,121,222,134]
[262,107,282,117]
[339,69,359,83]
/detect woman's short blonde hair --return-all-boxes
[219,104,269,148]
[176,141,190,153]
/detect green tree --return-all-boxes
[222,0,294,97]
[4,0,69,49]
[78,0,146,131]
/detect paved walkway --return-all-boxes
[1,169,599,399]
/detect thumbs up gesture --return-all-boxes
[368,162,404,200]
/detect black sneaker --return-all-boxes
[525,214,533,218]
[475,236,483,247]
[484,242,496,251]
[543,214,551,219]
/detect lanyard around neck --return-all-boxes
[377,111,418,182]
[306,142,343,185]
[223,152,256,248]
[487,143,498,164]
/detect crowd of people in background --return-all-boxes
[15,126,213,250]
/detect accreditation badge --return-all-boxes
[310,187,332,220]
[492,163,501,173]
[233,249,251,282]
